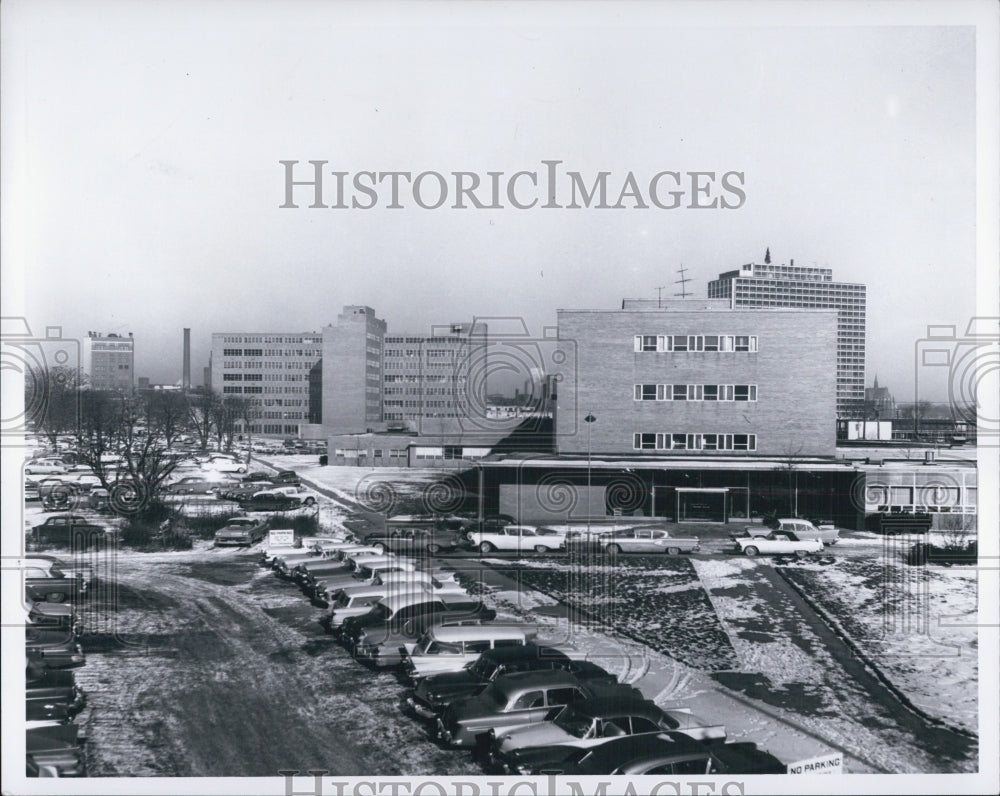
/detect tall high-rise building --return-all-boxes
[708,260,866,419]
[82,332,134,392]
[209,331,323,436]
[182,328,192,389]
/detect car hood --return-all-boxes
[498,721,573,752]
[709,742,786,774]
[503,742,581,771]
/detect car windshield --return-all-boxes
[480,683,507,707]
[469,659,497,678]
[554,710,596,739]
[334,593,350,608]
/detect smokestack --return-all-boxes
[182,328,191,389]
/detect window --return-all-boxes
[547,688,583,707]
[672,385,687,401]
[704,335,720,352]
[703,385,718,401]
[633,433,657,450]
[687,384,703,401]
[671,433,687,450]
[512,691,545,710]
[671,335,688,352]
[634,384,658,401]
[635,335,659,352]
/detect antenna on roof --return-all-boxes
[673,265,692,298]
[654,286,667,308]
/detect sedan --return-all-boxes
[468,525,563,554]
[164,477,222,495]
[238,492,315,512]
[24,461,69,476]
[596,527,700,556]
[734,531,824,558]
[214,517,270,546]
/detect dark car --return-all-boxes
[435,671,639,749]
[346,594,497,653]
[241,471,274,482]
[26,660,87,717]
[216,482,266,501]
[214,516,270,546]
[30,515,107,550]
[26,627,86,669]
[164,477,220,495]
[406,644,615,718]
[520,732,786,776]
[26,725,86,777]
[363,526,463,555]
[491,697,726,770]
[269,470,301,486]
[238,492,314,512]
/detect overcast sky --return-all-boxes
[2,1,986,402]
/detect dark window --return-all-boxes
[512,691,545,710]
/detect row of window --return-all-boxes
[633,335,758,353]
[634,384,757,402]
[633,433,757,451]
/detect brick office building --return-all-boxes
[555,300,838,458]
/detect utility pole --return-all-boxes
[655,286,667,308]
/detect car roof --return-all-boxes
[481,643,570,664]
[575,732,706,768]
[564,696,658,720]
[494,669,583,694]
[425,625,527,642]
[380,592,447,611]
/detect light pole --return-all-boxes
[584,413,596,532]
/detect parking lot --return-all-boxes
[23,456,979,777]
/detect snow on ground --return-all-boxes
[781,557,978,734]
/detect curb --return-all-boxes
[775,566,977,740]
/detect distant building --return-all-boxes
[320,306,387,434]
[82,331,134,392]
[556,299,838,457]
[209,331,323,436]
[708,259,866,419]
[864,375,895,420]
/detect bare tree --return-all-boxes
[146,390,189,448]
[186,388,220,450]
[774,443,804,518]
[29,365,85,448]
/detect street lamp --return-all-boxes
[584,414,596,531]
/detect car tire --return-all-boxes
[304,497,316,506]
[25,468,34,475]
[743,546,759,557]
[374,542,387,554]
[534,545,550,554]
[794,549,809,558]
[45,592,67,603]
[605,543,622,556]
[427,543,442,554]
[666,546,681,556]
[479,541,495,554]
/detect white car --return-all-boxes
[201,458,248,474]
[734,531,824,558]
[253,485,306,498]
[469,525,564,554]
[24,461,69,476]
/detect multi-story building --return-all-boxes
[320,306,387,434]
[556,300,838,457]
[707,260,866,419]
[381,321,489,432]
[82,332,134,392]
[209,331,323,436]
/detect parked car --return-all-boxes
[732,518,839,546]
[320,585,427,632]
[312,558,419,604]
[347,593,498,664]
[407,644,613,719]
[24,560,88,603]
[435,670,638,749]
[26,725,86,777]
[201,458,248,474]
[27,601,83,636]
[733,530,824,557]
[592,527,700,556]
[164,477,221,495]
[26,627,86,669]
[25,461,69,476]
[25,480,41,501]
[215,482,266,501]
[241,471,274,482]
[517,732,786,776]
[468,525,563,554]
[30,515,107,549]
[26,660,87,717]
[238,492,315,512]
[25,554,94,585]
[491,696,726,770]
[214,516,270,546]
[402,624,535,680]
[364,526,463,555]
[268,470,301,486]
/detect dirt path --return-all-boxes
[74,551,480,777]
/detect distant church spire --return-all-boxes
[873,374,879,389]
[764,247,771,264]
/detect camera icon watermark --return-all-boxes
[913,316,999,448]
[394,316,576,442]
[1,317,81,446]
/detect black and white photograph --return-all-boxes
[1,1,998,794]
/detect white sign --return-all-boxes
[786,752,844,774]
[268,529,295,547]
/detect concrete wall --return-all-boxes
[556,307,838,456]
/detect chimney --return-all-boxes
[182,328,191,389]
